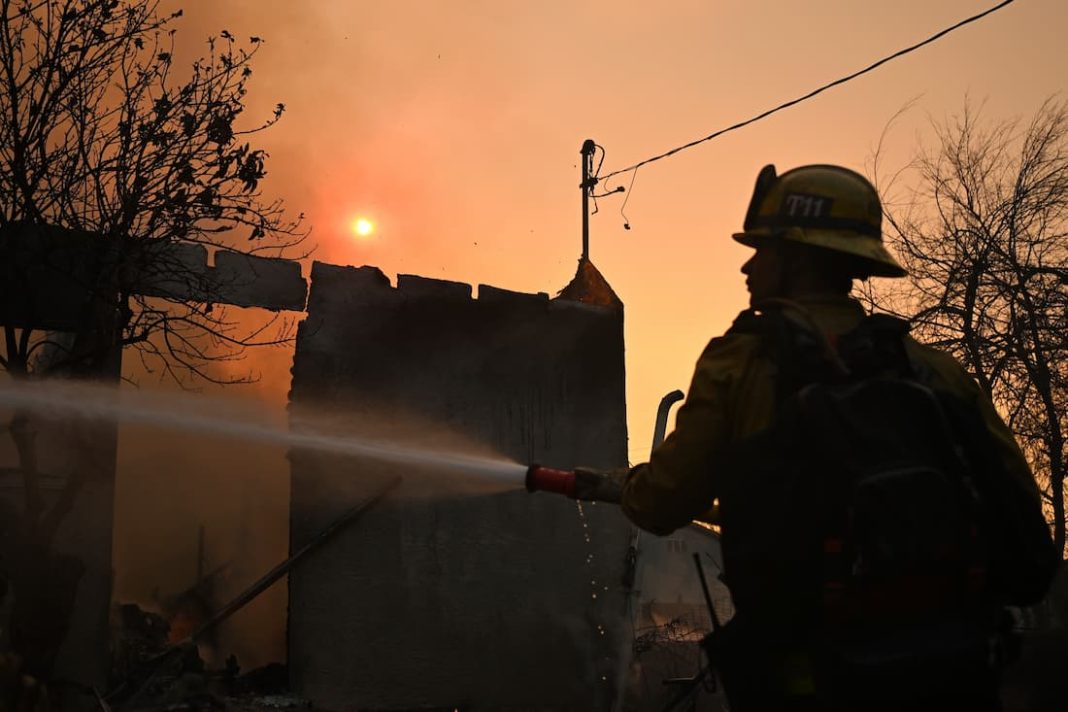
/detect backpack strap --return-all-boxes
[727,302,848,403]
[836,313,915,379]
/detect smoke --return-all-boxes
[0,376,527,669]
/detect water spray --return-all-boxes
[0,379,635,502]
[0,379,528,488]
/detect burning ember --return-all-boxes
[167,607,203,645]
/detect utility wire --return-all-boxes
[597,0,1017,185]
[620,167,639,229]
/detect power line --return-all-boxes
[597,0,1017,186]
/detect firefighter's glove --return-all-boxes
[573,468,626,504]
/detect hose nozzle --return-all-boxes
[526,465,623,503]
[525,464,577,498]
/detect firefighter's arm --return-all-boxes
[620,335,757,535]
[974,395,1043,498]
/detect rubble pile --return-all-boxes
[108,603,307,711]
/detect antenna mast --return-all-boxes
[580,139,596,261]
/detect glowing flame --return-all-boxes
[167,609,200,643]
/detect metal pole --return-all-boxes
[651,390,685,458]
[628,388,686,595]
[106,476,403,706]
[693,553,722,633]
[189,475,402,643]
[581,139,596,261]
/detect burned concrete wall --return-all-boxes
[0,223,306,690]
[288,261,630,711]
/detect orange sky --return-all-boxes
[156,0,1067,455]
[112,0,1068,664]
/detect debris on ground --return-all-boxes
[112,603,171,682]
[107,603,309,711]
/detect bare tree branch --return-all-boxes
[869,97,1068,554]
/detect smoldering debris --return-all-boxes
[112,604,170,682]
[108,602,306,711]
[103,479,399,710]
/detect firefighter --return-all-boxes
[620,165,1036,533]
[604,165,1047,710]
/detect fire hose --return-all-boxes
[524,464,719,525]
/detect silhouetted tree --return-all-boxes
[865,98,1068,555]
[0,0,304,682]
[0,0,305,384]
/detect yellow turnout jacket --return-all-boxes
[620,296,1040,536]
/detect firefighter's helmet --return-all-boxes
[732,164,906,278]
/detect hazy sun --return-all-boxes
[352,217,375,238]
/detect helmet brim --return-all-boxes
[732,228,907,278]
